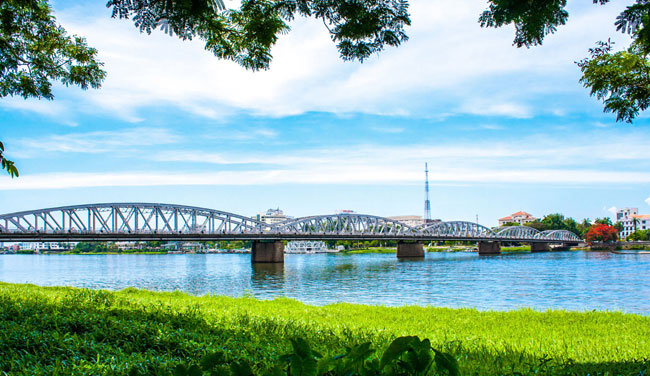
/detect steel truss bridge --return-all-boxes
[0,203,582,243]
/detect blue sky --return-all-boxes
[1,0,650,225]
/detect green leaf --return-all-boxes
[434,349,459,376]
[188,364,203,376]
[290,337,313,359]
[200,352,224,371]
[174,364,188,376]
[229,361,252,376]
[380,336,418,368]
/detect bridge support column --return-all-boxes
[552,244,571,252]
[478,241,500,255]
[397,241,425,258]
[251,241,284,263]
[530,243,551,252]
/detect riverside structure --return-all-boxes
[0,203,582,262]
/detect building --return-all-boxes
[19,242,68,251]
[617,207,650,238]
[388,216,441,228]
[616,207,638,222]
[389,215,425,227]
[255,208,291,225]
[498,211,537,226]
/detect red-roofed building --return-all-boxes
[498,211,537,226]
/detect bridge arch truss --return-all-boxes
[418,221,498,239]
[274,214,414,236]
[0,203,265,238]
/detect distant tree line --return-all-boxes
[504,213,619,240]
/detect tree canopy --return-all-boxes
[2,0,650,177]
[0,0,106,177]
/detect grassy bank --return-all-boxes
[501,245,531,253]
[338,247,396,254]
[0,283,648,375]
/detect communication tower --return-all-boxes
[424,163,431,223]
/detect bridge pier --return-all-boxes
[552,244,571,252]
[478,241,500,255]
[251,241,284,263]
[530,243,551,252]
[397,241,425,258]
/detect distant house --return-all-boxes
[617,207,650,238]
[498,211,537,227]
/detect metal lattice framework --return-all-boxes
[496,226,543,240]
[0,203,582,243]
[276,214,413,236]
[535,230,582,242]
[419,221,498,239]
[495,226,582,242]
[0,203,264,238]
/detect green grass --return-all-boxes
[61,250,169,255]
[0,283,648,375]
[500,245,531,253]
[338,247,396,254]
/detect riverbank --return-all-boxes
[0,283,647,375]
[341,245,538,253]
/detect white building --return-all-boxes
[616,207,638,222]
[255,208,291,225]
[498,211,537,226]
[617,207,650,238]
[19,242,68,251]
[389,215,425,227]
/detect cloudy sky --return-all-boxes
[1,0,649,225]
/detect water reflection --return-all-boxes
[251,262,285,290]
[0,252,649,313]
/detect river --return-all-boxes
[1,251,649,314]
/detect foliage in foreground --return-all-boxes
[0,283,648,375]
[170,335,459,376]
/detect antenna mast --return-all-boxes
[424,163,431,223]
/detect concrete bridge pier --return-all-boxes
[478,241,501,255]
[552,244,571,252]
[251,240,284,263]
[530,243,551,252]
[397,241,425,258]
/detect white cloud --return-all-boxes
[607,206,617,215]
[371,127,405,134]
[14,128,181,157]
[4,131,650,190]
[2,166,650,191]
[39,0,634,120]
[460,100,533,119]
[645,196,650,206]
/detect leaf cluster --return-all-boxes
[106,0,410,70]
[577,40,650,123]
[168,335,459,376]
[0,0,105,100]
[0,141,18,178]
[478,0,568,47]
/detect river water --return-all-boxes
[1,251,649,314]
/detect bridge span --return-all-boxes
[0,203,582,262]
